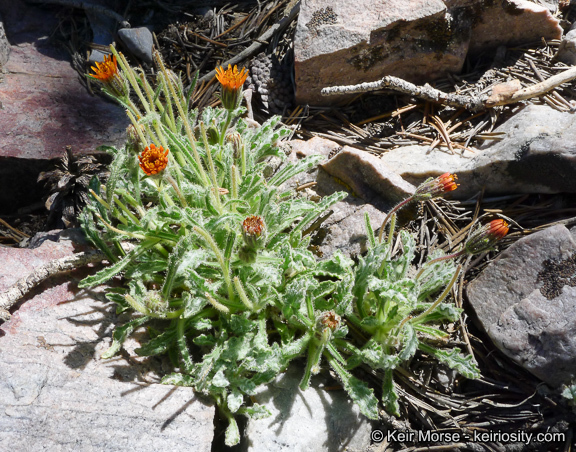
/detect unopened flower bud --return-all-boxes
[464,219,509,255]
[226,131,243,160]
[242,215,267,249]
[126,124,145,150]
[144,290,168,314]
[317,310,341,333]
[206,124,220,145]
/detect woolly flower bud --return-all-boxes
[126,123,145,149]
[144,291,168,314]
[226,131,243,160]
[464,219,509,255]
[242,215,267,250]
[317,310,341,333]
[138,144,169,175]
[413,173,458,201]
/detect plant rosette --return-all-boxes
[80,48,506,446]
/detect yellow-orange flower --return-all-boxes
[413,172,459,201]
[216,64,249,91]
[215,64,249,110]
[90,54,128,97]
[138,144,169,175]
[90,55,118,83]
[437,172,458,193]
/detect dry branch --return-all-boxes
[0,249,106,321]
[486,65,576,107]
[321,67,576,112]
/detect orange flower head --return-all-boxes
[138,144,169,175]
[216,64,249,110]
[437,172,458,192]
[216,64,249,91]
[487,219,509,239]
[414,172,459,201]
[91,55,118,83]
[464,219,509,255]
[90,54,128,97]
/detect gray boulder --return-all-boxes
[467,225,576,387]
[378,104,576,198]
[118,27,154,65]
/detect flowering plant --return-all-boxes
[80,49,507,446]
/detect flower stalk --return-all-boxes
[416,218,510,279]
[378,173,458,243]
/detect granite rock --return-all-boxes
[0,234,215,451]
[281,138,410,258]
[314,168,388,258]
[295,0,462,105]
[320,147,417,205]
[378,105,576,198]
[467,225,576,387]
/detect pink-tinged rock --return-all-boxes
[467,225,576,387]
[0,43,129,159]
[295,0,562,106]
[0,234,215,450]
[469,0,562,53]
[0,0,129,160]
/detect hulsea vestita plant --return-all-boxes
[80,48,507,446]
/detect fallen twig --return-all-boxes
[321,76,489,112]
[489,64,576,108]
[321,66,576,112]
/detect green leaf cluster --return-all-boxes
[82,49,480,446]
